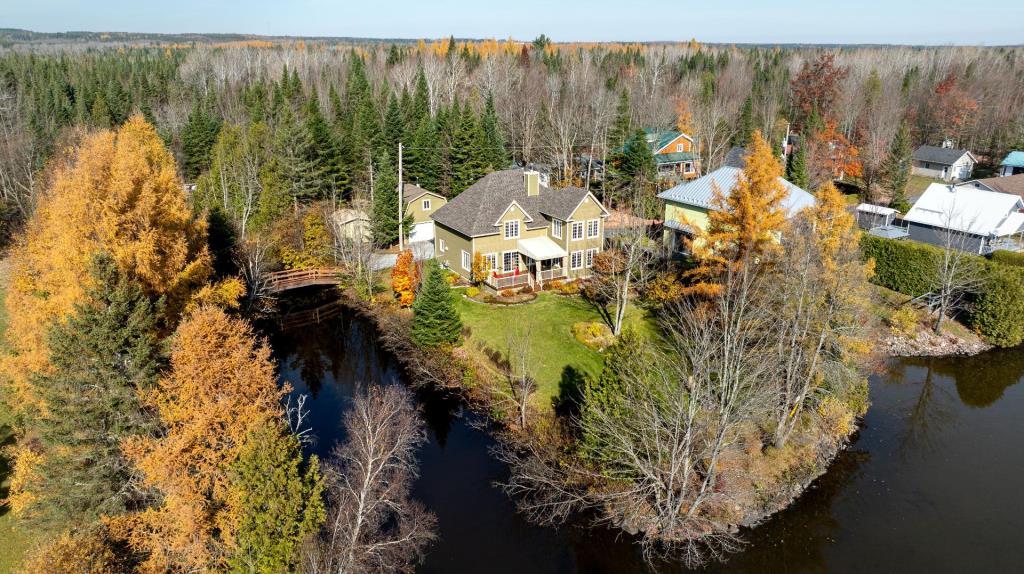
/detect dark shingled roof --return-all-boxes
[402,183,437,203]
[971,174,1024,198]
[913,145,972,165]
[723,146,748,168]
[430,169,595,237]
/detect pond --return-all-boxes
[267,301,1024,573]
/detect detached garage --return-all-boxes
[403,183,446,244]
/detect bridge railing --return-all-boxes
[265,267,345,292]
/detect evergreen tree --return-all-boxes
[225,425,325,574]
[304,88,348,198]
[406,115,440,192]
[480,91,507,169]
[273,107,320,203]
[181,100,222,181]
[882,121,913,212]
[733,96,754,147]
[450,104,488,195]
[608,89,632,149]
[786,141,810,190]
[615,129,656,181]
[411,66,431,125]
[370,150,407,247]
[382,91,406,156]
[31,254,161,527]
[89,94,111,129]
[412,260,463,348]
[582,329,647,458]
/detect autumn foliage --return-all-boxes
[391,249,420,306]
[2,114,210,413]
[684,130,788,295]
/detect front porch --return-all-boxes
[484,236,569,290]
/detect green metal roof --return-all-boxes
[643,128,689,153]
[654,151,697,165]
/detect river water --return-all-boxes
[268,306,1024,574]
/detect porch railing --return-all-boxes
[484,268,569,290]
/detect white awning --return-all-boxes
[993,212,1024,237]
[857,203,898,216]
[517,236,567,260]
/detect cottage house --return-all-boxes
[999,151,1024,177]
[641,128,700,179]
[431,169,608,289]
[656,152,816,254]
[912,143,977,182]
[958,174,1024,199]
[902,183,1024,254]
[402,183,446,243]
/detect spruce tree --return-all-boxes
[450,105,488,195]
[412,260,463,348]
[370,150,404,247]
[382,91,406,157]
[786,142,810,190]
[882,121,913,212]
[616,129,656,181]
[304,88,348,198]
[609,89,631,150]
[32,254,162,527]
[481,91,507,170]
[89,95,112,129]
[181,100,222,181]
[733,96,754,147]
[406,115,440,192]
[273,107,320,203]
[411,66,431,126]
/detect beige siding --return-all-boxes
[434,224,473,278]
[565,194,606,279]
[405,192,446,224]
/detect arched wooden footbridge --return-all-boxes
[265,268,346,293]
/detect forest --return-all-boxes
[0,35,1023,573]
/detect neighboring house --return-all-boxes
[958,173,1024,199]
[911,143,977,182]
[403,183,447,243]
[642,128,700,179]
[332,208,371,242]
[999,151,1024,177]
[902,183,1024,254]
[431,168,608,290]
[656,152,816,254]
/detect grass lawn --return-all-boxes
[455,291,657,411]
[907,175,946,201]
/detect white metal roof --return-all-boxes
[903,183,1024,237]
[857,203,898,216]
[993,212,1024,237]
[657,166,816,216]
[517,236,567,260]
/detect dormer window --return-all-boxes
[676,143,684,152]
[422,199,431,210]
[504,220,520,239]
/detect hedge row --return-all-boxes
[860,235,1024,347]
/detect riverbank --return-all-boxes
[871,285,992,358]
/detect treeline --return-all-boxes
[1,116,435,573]
[3,39,1024,242]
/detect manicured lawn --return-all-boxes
[907,175,945,201]
[455,291,657,411]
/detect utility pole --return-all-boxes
[398,142,404,251]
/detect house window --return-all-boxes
[502,251,517,273]
[438,238,446,252]
[552,219,563,239]
[461,250,471,271]
[484,253,498,272]
[586,219,600,239]
[585,248,597,268]
[676,143,684,152]
[570,250,583,270]
[571,221,584,241]
[684,162,693,173]
[422,199,431,210]
[504,220,520,239]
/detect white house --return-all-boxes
[912,143,977,182]
[902,183,1024,254]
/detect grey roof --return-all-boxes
[657,166,816,215]
[723,146,747,168]
[403,183,437,203]
[913,145,973,165]
[868,225,910,239]
[430,169,597,237]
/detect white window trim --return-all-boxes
[504,219,521,239]
[484,253,498,272]
[551,219,563,239]
[585,248,598,268]
[586,219,600,239]
[676,143,684,152]
[461,250,471,272]
[438,238,446,252]
[570,250,583,270]
[502,250,517,273]
[422,199,431,210]
[571,221,584,241]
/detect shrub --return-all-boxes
[968,262,1024,347]
[859,234,938,296]
[499,288,515,298]
[547,279,564,291]
[572,321,614,351]
[465,286,480,298]
[520,284,533,294]
[482,294,496,303]
[445,271,460,285]
[990,249,1024,268]
[888,306,919,338]
[558,280,581,295]
[645,271,686,305]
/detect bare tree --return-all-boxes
[237,235,277,315]
[303,385,437,574]
[495,324,536,431]
[929,208,984,333]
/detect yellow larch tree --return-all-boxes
[2,113,210,415]
[113,306,286,573]
[684,130,788,295]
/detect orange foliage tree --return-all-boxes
[808,119,862,185]
[684,130,788,296]
[390,249,419,306]
[2,113,210,414]
[114,306,288,573]
[929,73,978,145]
[471,251,492,285]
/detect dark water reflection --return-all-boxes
[268,307,1024,574]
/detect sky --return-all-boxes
[6,0,1024,45]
